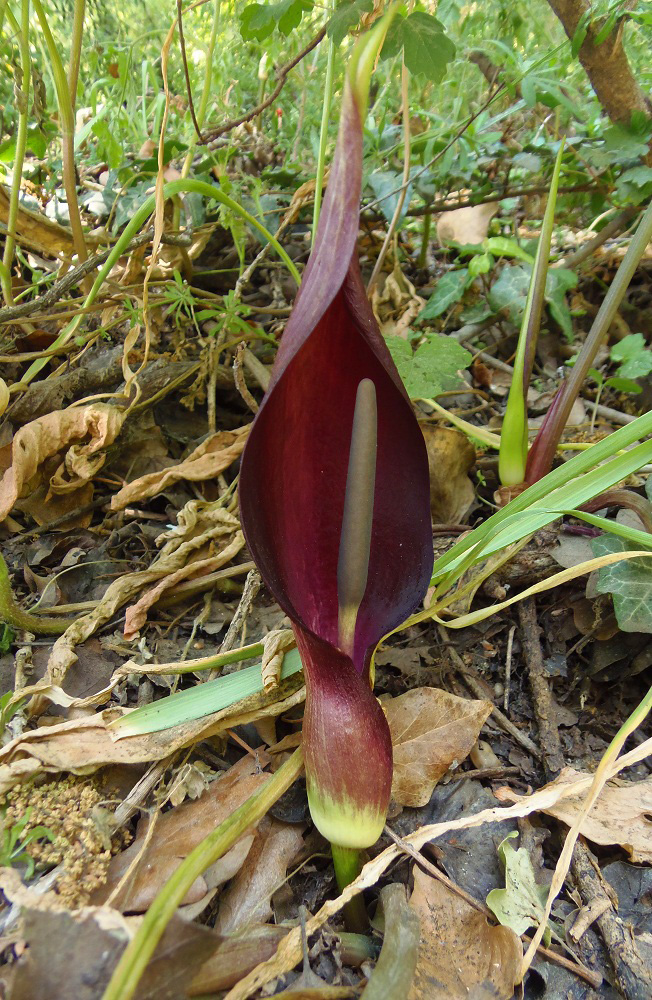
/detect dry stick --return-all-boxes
[518,598,565,778]
[385,826,602,989]
[234,341,260,413]
[176,0,203,140]
[504,623,516,712]
[553,206,638,271]
[0,230,193,324]
[201,25,328,144]
[366,61,410,295]
[571,839,652,1000]
[439,625,543,760]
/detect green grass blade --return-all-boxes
[109,648,302,738]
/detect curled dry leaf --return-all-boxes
[92,755,269,912]
[370,261,426,339]
[385,687,493,807]
[123,531,245,639]
[497,770,652,863]
[189,925,290,995]
[41,508,242,692]
[261,629,295,692]
[110,424,249,510]
[419,425,476,524]
[408,866,521,1000]
[436,201,499,246]
[214,816,305,934]
[0,404,124,520]
[0,680,305,794]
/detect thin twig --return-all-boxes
[234,341,260,413]
[386,825,602,989]
[201,25,328,144]
[177,0,203,140]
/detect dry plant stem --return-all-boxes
[571,839,652,1000]
[32,0,89,282]
[101,745,304,1000]
[202,25,327,143]
[367,61,410,294]
[176,0,202,139]
[439,625,543,760]
[361,884,419,999]
[312,1,335,242]
[386,825,601,988]
[2,0,30,306]
[554,206,638,271]
[518,598,564,777]
[234,342,260,413]
[67,0,85,109]
[0,554,74,635]
[520,682,652,978]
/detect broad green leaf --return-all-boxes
[488,264,531,324]
[611,333,652,379]
[487,832,552,941]
[240,0,310,41]
[468,252,492,278]
[418,269,469,320]
[367,169,414,226]
[545,267,577,339]
[603,120,652,162]
[593,535,652,633]
[484,237,533,264]
[327,0,373,46]
[110,648,303,737]
[385,334,471,399]
[383,13,456,83]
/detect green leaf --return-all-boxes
[615,166,652,206]
[327,0,373,46]
[385,333,472,399]
[603,120,652,162]
[418,269,469,320]
[605,376,642,394]
[486,832,552,942]
[468,252,492,278]
[611,333,652,379]
[383,12,456,82]
[593,534,652,633]
[240,0,310,41]
[545,267,577,339]
[484,236,533,264]
[488,264,531,324]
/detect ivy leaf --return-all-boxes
[327,0,372,46]
[383,12,456,83]
[593,534,652,633]
[487,833,553,944]
[488,264,531,325]
[615,165,652,206]
[418,269,469,320]
[385,333,471,399]
[603,119,652,162]
[240,0,311,41]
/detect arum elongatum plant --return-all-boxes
[240,18,433,890]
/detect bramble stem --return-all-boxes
[332,844,369,933]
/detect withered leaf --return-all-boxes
[408,867,521,1000]
[386,687,493,807]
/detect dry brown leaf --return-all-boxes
[261,629,295,692]
[0,679,305,794]
[386,687,493,807]
[408,867,521,1000]
[92,755,268,912]
[41,508,241,691]
[370,261,426,339]
[0,866,218,1000]
[420,424,476,523]
[111,424,249,509]
[0,184,100,257]
[0,404,124,520]
[497,770,652,863]
[214,817,304,934]
[123,531,245,639]
[189,925,290,995]
[437,202,499,246]
[224,737,652,1000]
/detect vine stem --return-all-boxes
[101,746,304,1000]
[312,3,336,245]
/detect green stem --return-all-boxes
[101,746,305,1000]
[0,554,73,635]
[32,0,88,276]
[67,0,85,110]
[312,6,336,245]
[21,177,300,385]
[2,1,30,306]
[417,209,431,269]
[332,843,369,933]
